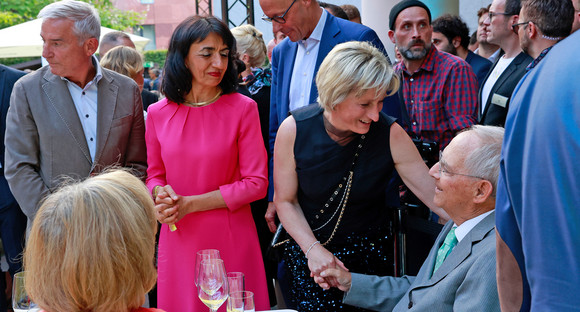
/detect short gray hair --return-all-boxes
[315,41,399,111]
[38,0,101,44]
[231,24,267,68]
[461,125,505,196]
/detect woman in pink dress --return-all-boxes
[146,16,269,311]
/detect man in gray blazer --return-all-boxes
[4,0,146,230]
[316,125,503,312]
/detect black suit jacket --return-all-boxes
[478,51,532,126]
[466,50,492,88]
[141,89,159,111]
[0,65,26,172]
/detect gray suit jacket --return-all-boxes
[4,65,147,228]
[344,212,499,312]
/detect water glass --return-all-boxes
[227,272,245,294]
[227,291,254,312]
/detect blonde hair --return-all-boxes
[101,45,144,79]
[316,41,399,111]
[24,169,157,312]
[231,24,267,68]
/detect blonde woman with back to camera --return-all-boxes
[23,169,164,312]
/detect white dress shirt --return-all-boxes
[288,9,327,112]
[63,56,103,162]
[480,55,514,114]
[454,210,495,243]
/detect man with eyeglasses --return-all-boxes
[314,125,503,312]
[479,0,532,127]
[515,0,574,71]
[474,6,501,63]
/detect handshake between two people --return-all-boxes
[307,244,353,293]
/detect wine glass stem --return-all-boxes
[210,309,217,312]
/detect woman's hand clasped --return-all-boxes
[307,244,348,289]
[154,185,182,224]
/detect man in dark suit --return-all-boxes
[0,64,27,312]
[5,0,146,232]
[316,125,504,312]
[432,14,493,88]
[479,0,532,127]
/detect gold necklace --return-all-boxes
[183,90,222,107]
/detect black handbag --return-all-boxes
[266,133,366,261]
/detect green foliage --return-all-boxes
[0,0,145,31]
[0,57,37,66]
[144,50,168,68]
[0,11,25,29]
[0,0,50,22]
[94,0,145,31]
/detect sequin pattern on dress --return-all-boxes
[282,229,393,312]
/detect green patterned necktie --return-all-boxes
[433,226,458,273]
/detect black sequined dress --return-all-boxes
[282,104,397,311]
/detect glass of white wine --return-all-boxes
[12,272,40,312]
[227,291,255,312]
[195,249,221,287]
[197,258,229,312]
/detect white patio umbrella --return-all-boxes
[0,19,150,58]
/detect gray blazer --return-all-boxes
[4,65,147,228]
[344,212,499,312]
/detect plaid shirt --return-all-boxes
[396,46,478,149]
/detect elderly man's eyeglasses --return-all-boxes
[262,0,297,24]
[488,11,513,21]
[438,151,485,179]
[512,21,530,32]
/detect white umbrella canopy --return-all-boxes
[0,19,150,58]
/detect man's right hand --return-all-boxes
[315,266,353,292]
[265,202,277,233]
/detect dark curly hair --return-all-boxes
[432,14,470,50]
[162,16,238,104]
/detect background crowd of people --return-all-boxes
[1,0,579,311]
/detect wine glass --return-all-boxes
[195,249,221,287]
[227,272,245,295]
[227,291,255,312]
[197,258,229,312]
[12,272,40,312]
